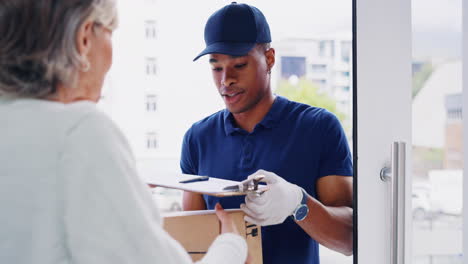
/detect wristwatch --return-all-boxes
[291,189,309,221]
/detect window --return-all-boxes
[319,41,326,57]
[146,132,158,149]
[319,40,335,57]
[312,78,327,85]
[341,41,351,63]
[311,64,327,73]
[411,0,462,262]
[281,56,306,78]
[106,1,354,262]
[146,94,157,112]
[445,93,462,120]
[145,57,157,76]
[145,20,157,39]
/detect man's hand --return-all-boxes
[240,169,303,226]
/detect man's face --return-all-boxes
[209,47,274,114]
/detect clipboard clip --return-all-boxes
[222,175,266,195]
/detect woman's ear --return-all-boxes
[76,20,94,58]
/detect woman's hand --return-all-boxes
[214,203,239,235]
[215,203,252,264]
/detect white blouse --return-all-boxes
[0,97,247,264]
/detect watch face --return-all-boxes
[295,205,309,221]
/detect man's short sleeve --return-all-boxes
[180,126,198,175]
[318,110,353,178]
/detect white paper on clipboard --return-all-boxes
[146,173,268,197]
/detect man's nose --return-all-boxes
[221,69,237,87]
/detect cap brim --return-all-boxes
[193,42,256,61]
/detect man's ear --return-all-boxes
[76,20,94,58]
[265,48,275,70]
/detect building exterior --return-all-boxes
[97,1,223,179]
[411,60,462,178]
[273,33,353,117]
[444,93,463,169]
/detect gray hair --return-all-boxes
[0,0,118,98]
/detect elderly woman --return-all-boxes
[0,1,247,264]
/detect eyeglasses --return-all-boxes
[93,22,113,33]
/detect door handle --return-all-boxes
[380,142,406,264]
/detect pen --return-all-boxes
[179,176,209,184]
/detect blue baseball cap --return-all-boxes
[193,2,271,61]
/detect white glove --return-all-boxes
[240,169,303,226]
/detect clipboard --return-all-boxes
[146,173,268,197]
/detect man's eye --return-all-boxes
[212,67,222,72]
[235,63,247,69]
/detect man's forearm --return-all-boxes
[182,191,207,210]
[296,195,353,256]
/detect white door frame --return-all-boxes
[355,0,412,263]
[463,1,468,263]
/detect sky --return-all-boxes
[412,0,461,59]
[412,0,461,32]
[173,0,461,59]
[197,0,352,39]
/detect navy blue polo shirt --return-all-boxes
[180,95,352,264]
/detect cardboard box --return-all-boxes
[163,209,263,263]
